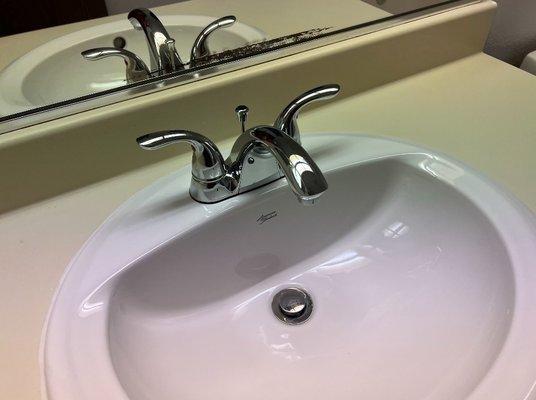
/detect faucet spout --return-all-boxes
[128,8,183,74]
[248,125,328,203]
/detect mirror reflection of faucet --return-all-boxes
[81,8,237,83]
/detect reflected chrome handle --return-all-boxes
[274,84,340,143]
[190,15,236,65]
[137,130,226,181]
[248,125,328,203]
[81,47,151,83]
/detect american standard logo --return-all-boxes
[257,211,277,225]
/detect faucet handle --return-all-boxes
[136,130,226,182]
[235,105,249,134]
[274,84,341,144]
[190,15,237,66]
[81,47,151,83]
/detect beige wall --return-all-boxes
[104,0,536,66]
[104,0,181,15]
[485,0,536,65]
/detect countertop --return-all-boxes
[1,52,536,399]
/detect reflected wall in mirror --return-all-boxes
[0,0,478,131]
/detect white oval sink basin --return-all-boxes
[44,134,536,400]
[0,16,264,115]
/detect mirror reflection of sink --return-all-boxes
[0,16,265,115]
[43,134,536,400]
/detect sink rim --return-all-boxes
[42,133,536,400]
[0,15,265,114]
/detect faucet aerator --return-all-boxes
[298,197,318,206]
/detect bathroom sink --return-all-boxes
[0,16,264,115]
[44,134,536,400]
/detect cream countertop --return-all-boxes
[0,0,388,71]
[1,52,536,399]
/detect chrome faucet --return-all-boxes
[82,9,237,81]
[136,84,340,205]
[127,8,183,74]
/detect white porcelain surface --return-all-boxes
[0,16,264,115]
[44,134,536,400]
[521,50,536,76]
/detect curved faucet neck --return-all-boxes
[247,126,328,202]
[128,8,183,74]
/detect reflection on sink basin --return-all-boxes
[0,16,264,115]
[44,134,536,400]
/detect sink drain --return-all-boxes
[272,287,313,325]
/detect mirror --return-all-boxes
[0,0,477,132]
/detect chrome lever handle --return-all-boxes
[137,130,226,181]
[274,84,341,143]
[235,105,249,134]
[190,15,236,66]
[81,47,151,83]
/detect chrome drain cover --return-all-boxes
[272,287,313,325]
